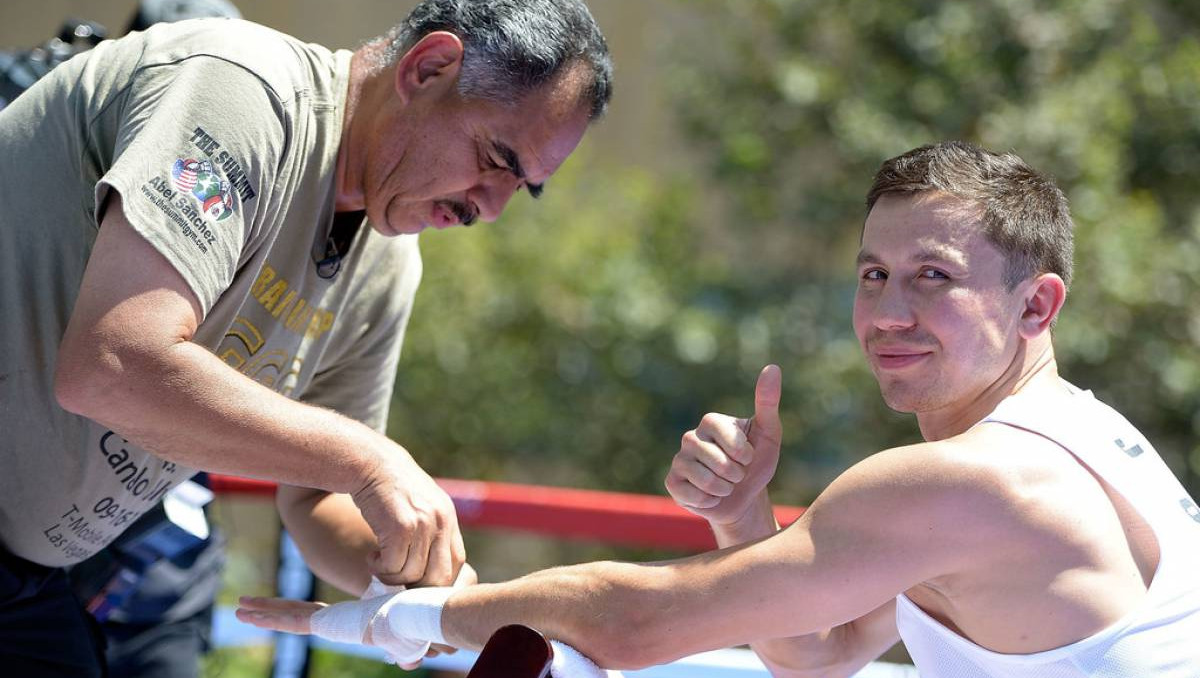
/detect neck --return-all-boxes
[335,45,386,212]
[916,340,1067,441]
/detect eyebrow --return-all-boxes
[855,246,967,268]
[494,141,544,199]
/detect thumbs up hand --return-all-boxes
[665,365,784,530]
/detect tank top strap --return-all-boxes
[981,387,1200,584]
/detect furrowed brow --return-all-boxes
[495,141,544,199]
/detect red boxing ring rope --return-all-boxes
[208,475,805,551]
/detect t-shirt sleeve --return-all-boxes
[96,56,286,317]
[302,239,424,432]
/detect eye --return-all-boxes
[861,268,887,281]
[918,268,949,280]
[483,152,507,172]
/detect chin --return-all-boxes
[371,218,424,236]
[877,380,937,414]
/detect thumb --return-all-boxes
[751,364,783,449]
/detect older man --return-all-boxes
[241,142,1200,677]
[0,1,610,674]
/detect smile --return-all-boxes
[873,351,932,370]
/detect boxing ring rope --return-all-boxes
[208,474,917,677]
[208,475,805,551]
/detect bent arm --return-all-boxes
[56,197,465,585]
[440,445,985,670]
[55,197,402,493]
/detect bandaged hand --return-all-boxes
[238,587,625,677]
[237,584,454,669]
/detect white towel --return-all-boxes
[550,639,624,678]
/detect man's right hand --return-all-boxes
[352,455,466,587]
[665,365,784,528]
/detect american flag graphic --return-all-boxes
[172,158,201,192]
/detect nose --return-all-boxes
[470,171,522,223]
[870,279,917,331]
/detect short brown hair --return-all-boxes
[866,141,1074,290]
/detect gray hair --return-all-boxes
[867,141,1074,291]
[383,0,612,120]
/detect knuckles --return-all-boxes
[699,412,727,431]
[680,428,702,448]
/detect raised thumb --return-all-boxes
[752,364,783,448]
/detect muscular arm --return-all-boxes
[56,196,463,585]
[438,444,991,670]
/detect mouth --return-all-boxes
[430,201,479,230]
[871,349,933,370]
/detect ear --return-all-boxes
[1017,273,1066,340]
[393,31,464,104]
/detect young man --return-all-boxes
[239,142,1200,676]
[0,1,611,674]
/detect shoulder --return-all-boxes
[132,19,336,104]
[810,428,1064,554]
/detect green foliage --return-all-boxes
[391,0,1200,514]
[666,0,1200,489]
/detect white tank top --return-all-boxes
[895,386,1200,677]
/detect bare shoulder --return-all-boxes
[804,430,1060,561]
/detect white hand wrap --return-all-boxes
[309,579,454,666]
[378,585,453,644]
[550,640,625,678]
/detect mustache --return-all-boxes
[865,328,938,351]
[437,200,478,227]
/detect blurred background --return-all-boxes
[4,0,1200,676]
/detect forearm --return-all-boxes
[440,533,846,670]
[750,601,899,678]
[440,560,678,669]
[278,487,377,595]
[57,335,403,494]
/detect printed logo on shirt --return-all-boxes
[1182,498,1200,525]
[135,125,260,255]
[188,126,257,204]
[172,158,235,221]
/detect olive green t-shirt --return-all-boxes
[0,19,422,567]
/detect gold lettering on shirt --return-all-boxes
[248,264,336,339]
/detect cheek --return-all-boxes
[943,301,1011,360]
[851,296,871,341]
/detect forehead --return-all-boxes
[859,192,1000,266]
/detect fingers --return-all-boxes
[361,473,466,587]
[235,597,324,634]
[666,413,754,511]
[752,364,783,448]
[413,527,453,587]
[371,531,431,586]
[664,470,720,509]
